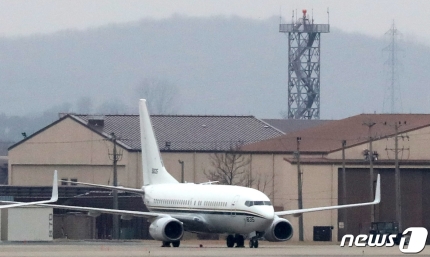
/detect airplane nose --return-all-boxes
[263,207,275,220]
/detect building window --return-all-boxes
[61,178,68,186]
[70,178,78,186]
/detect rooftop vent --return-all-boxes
[88,115,105,130]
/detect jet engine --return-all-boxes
[264,216,293,242]
[149,217,184,242]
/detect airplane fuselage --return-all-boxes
[143,183,274,235]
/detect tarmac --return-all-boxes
[0,240,429,257]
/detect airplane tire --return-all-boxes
[226,235,235,248]
[235,234,245,247]
[172,241,180,247]
[249,238,259,248]
[161,241,171,247]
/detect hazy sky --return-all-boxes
[0,0,428,44]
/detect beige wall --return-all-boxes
[8,118,140,187]
[327,126,430,160]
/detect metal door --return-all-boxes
[231,195,240,217]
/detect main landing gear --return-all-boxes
[249,237,259,248]
[161,241,180,247]
[226,234,245,248]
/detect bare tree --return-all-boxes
[205,142,275,200]
[245,172,275,199]
[204,143,251,186]
[136,78,179,114]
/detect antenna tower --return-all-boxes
[279,9,330,119]
[383,21,402,113]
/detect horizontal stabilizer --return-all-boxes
[62,180,145,195]
[0,170,58,209]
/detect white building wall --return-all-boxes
[3,207,53,241]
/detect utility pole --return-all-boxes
[341,140,347,233]
[178,160,184,183]
[109,132,123,239]
[363,121,376,222]
[296,137,303,241]
[385,121,407,231]
[394,123,401,232]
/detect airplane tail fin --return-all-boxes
[139,99,178,186]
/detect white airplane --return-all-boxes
[25,100,380,248]
[0,170,58,208]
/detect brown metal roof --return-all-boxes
[262,119,331,134]
[243,114,430,153]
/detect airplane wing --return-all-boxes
[63,180,145,195]
[0,170,58,209]
[37,203,165,220]
[275,174,381,216]
[0,199,166,220]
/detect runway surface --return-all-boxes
[0,240,428,257]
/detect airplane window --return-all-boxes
[254,201,264,205]
[264,201,272,206]
[245,201,253,207]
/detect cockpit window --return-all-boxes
[244,200,272,207]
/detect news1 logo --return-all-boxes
[340,227,428,253]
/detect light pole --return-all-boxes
[178,160,184,183]
[295,137,303,241]
[363,121,376,222]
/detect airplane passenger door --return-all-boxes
[231,195,240,217]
